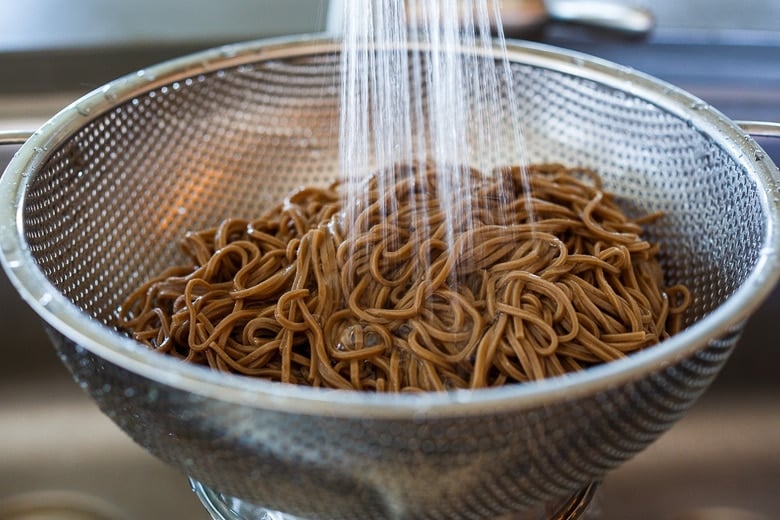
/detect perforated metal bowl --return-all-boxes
[1,36,779,520]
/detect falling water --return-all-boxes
[338,0,530,285]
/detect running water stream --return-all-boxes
[338,0,532,281]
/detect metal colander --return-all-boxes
[1,36,779,520]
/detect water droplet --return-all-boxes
[135,69,156,81]
[38,292,53,307]
[338,325,359,350]
[220,46,238,59]
[101,84,118,102]
[755,149,765,161]
[1,240,16,255]
[76,105,92,117]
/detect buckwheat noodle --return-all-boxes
[118,163,690,392]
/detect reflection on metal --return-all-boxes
[190,479,600,520]
[737,121,780,138]
[0,130,31,146]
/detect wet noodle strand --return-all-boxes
[118,164,689,391]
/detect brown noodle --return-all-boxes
[117,163,690,391]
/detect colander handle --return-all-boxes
[0,131,33,146]
[736,121,780,138]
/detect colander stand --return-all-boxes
[189,478,600,520]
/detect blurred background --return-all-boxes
[0,1,778,519]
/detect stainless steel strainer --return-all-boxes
[1,35,779,520]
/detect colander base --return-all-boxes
[189,478,599,520]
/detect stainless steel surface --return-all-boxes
[0,369,205,519]
[735,121,780,138]
[0,0,332,95]
[544,1,653,36]
[0,131,31,145]
[1,35,779,519]
[0,0,329,53]
[191,479,600,520]
[403,0,654,38]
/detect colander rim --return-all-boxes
[1,34,778,419]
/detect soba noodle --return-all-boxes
[118,163,690,391]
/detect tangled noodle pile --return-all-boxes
[118,163,689,391]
